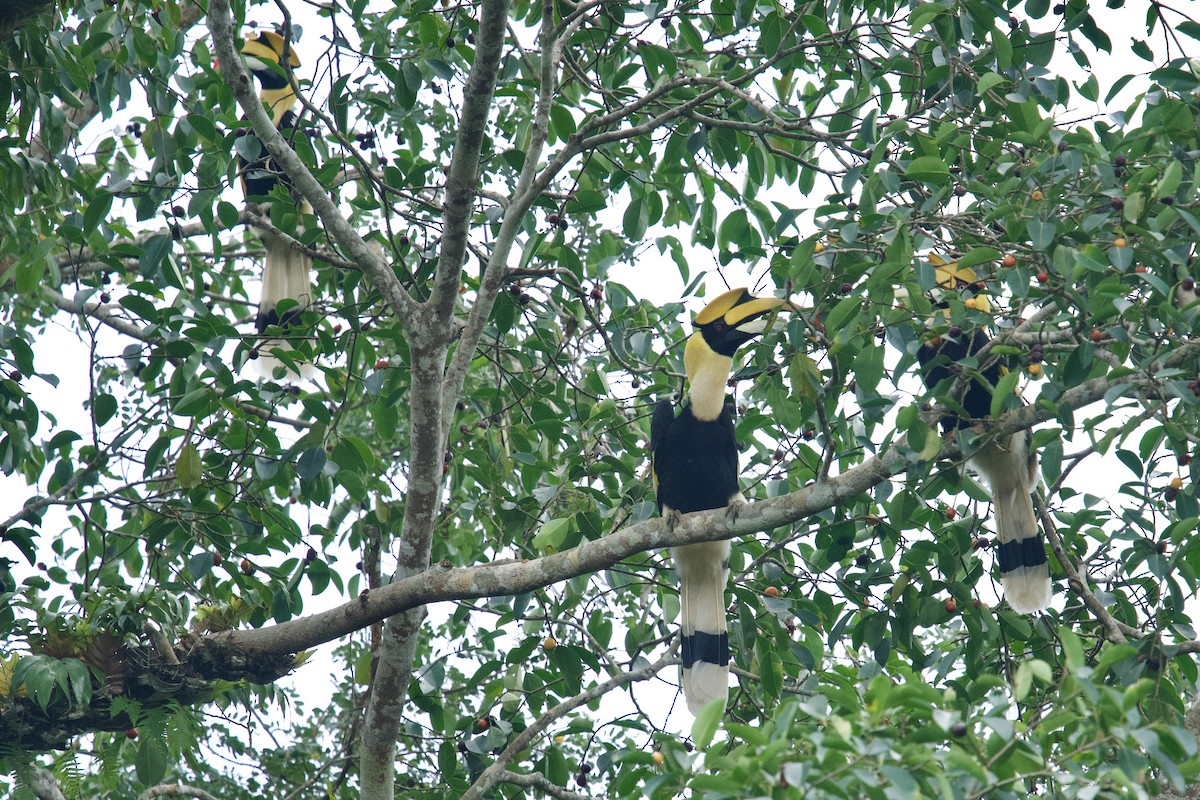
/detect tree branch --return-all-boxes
[201,353,1200,663]
[459,654,672,800]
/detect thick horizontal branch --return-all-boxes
[199,354,1175,664]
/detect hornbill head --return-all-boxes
[691,288,796,356]
[222,31,302,96]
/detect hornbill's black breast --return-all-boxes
[650,400,740,514]
[916,328,1004,432]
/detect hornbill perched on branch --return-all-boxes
[651,288,796,715]
[916,262,1051,614]
[233,31,313,376]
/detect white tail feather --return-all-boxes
[974,434,1051,614]
[674,539,730,715]
[256,229,313,379]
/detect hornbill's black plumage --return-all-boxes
[235,31,313,375]
[651,288,795,714]
[916,272,1051,614]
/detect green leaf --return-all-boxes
[989,370,1021,418]
[760,650,784,699]
[1158,160,1182,199]
[691,697,724,748]
[82,193,113,235]
[92,392,117,426]
[1028,218,1056,250]
[977,72,1006,96]
[295,448,327,480]
[139,233,172,279]
[176,443,202,489]
[533,517,571,552]
[135,737,168,786]
[903,156,949,183]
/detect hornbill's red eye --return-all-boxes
[713,322,726,331]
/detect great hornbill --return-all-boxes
[234,31,313,374]
[916,267,1051,614]
[651,288,795,715]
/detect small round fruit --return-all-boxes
[1036,270,1049,284]
[764,586,779,597]
[1031,190,1044,202]
[240,558,254,575]
[554,735,565,744]
[1157,539,1169,555]
[126,728,139,739]
[1090,329,1102,343]
[1170,476,1183,490]
[1112,198,1125,211]
[1179,453,1192,466]
[964,297,978,310]
[950,722,968,737]
[855,552,871,566]
[542,636,557,651]
[652,751,665,765]
[1002,254,1017,268]
[945,598,957,613]
[476,718,490,731]
[840,282,853,294]
[1183,277,1196,291]
[375,359,389,371]
[1135,265,1148,274]
[944,506,957,520]
[954,185,967,197]
[1114,155,1128,167]
[1113,237,1128,248]
[948,325,962,338]
[547,213,559,224]
[212,552,223,566]
[814,241,826,253]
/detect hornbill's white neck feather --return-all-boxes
[684,335,733,422]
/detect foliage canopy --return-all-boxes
[4,0,1200,797]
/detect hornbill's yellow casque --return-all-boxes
[235,31,313,373]
[916,268,1051,614]
[651,288,795,714]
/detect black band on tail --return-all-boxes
[256,305,304,334]
[681,631,729,669]
[996,537,1048,574]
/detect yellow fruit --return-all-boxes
[543,636,557,651]
[1114,237,1128,248]
[1171,477,1183,490]
[814,241,826,253]
[1031,190,1044,202]
[1028,363,1043,377]
[964,297,978,310]
[652,751,665,765]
